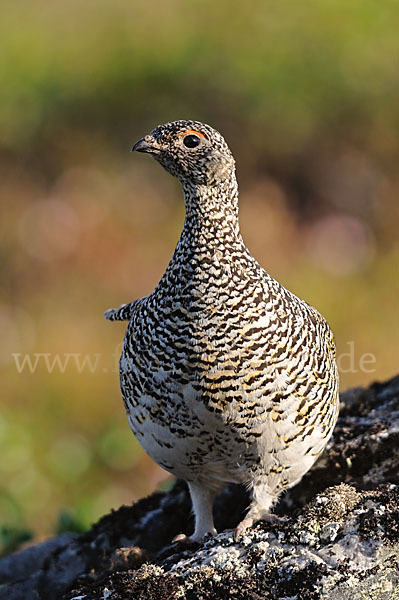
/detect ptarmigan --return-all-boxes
[106,120,339,541]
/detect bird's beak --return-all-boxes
[131,137,160,154]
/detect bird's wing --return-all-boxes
[104,298,144,322]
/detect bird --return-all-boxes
[105,120,339,542]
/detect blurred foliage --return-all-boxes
[55,509,88,536]
[0,525,33,557]
[0,0,398,544]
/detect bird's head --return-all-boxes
[132,120,235,187]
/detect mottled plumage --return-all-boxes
[106,120,339,541]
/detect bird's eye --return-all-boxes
[183,134,201,148]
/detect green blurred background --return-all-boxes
[1,0,398,548]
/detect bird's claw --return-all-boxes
[171,533,195,545]
[234,513,283,540]
[234,517,254,540]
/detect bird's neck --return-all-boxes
[180,175,241,248]
[156,174,248,294]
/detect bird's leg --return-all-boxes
[234,483,279,540]
[173,482,216,543]
[188,481,217,541]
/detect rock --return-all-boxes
[1,376,398,600]
[0,534,76,600]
